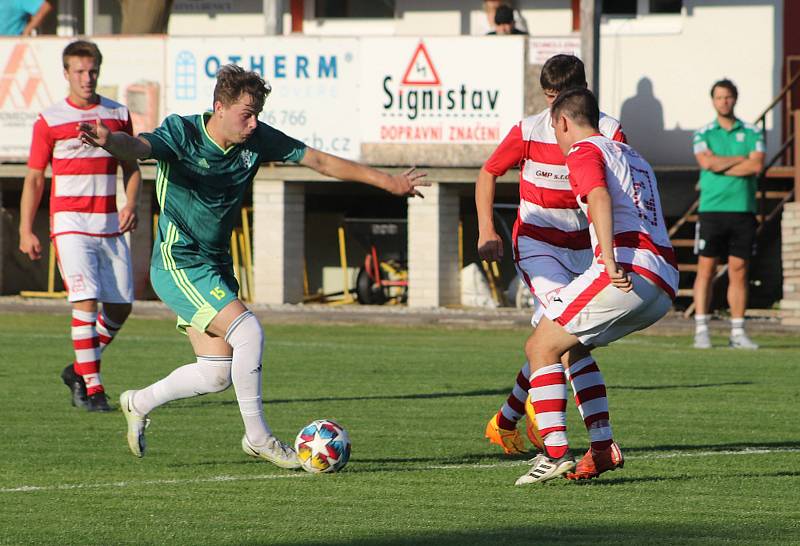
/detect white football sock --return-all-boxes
[695,314,709,335]
[225,311,273,446]
[131,355,232,415]
[731,317,745,337]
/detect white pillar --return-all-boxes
[252,180,305,304]
[263,0,283,35]
[407,183,460,308]
[57,0,78,37]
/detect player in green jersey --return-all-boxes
[77,65,428,467]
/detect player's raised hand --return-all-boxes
[478,230,504,262]
[118,204,138,233]
[19,231,42,261]
[388,167,429,198]
[77,118,110,148]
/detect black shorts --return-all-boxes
[695,212,757,259]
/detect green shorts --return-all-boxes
[150,263,239,333]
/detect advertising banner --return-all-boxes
[359,37,525,147]
[528,36,581,65]
[0,37,165,161]
[166,37,361,160]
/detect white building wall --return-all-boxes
[599,1,782,165]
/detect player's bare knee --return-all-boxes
[103,302,132,324]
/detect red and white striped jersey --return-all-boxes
[566,135,679,299]
[483,108,625,273]
[28,97,133,238]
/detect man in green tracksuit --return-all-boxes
[692,79,764,350]
[78,64,427,466]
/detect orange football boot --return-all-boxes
[485,415,529,455]
[566,441,624,480]
[524,396,545,452]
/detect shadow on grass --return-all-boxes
[621,440,800,455]
[172,388,512,408]
[613,381,753,390]
[171,380,753,409]
[258,521,799,546]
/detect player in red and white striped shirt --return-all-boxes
[477,55,625,457]
[515,87,677,485]
[19,41,141,412]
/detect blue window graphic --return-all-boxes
[175,51,197,100]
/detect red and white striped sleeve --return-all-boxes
[28,114,54,170]
[612,125,627,144]
[483,123,524,176]
[566,142,607,203]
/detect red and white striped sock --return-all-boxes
[71,309,103,396]
[566,356,613,451]
[495,362,531,430]
[96,310,122,351]
[529,363,569,459]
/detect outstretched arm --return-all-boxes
[476,167,503,262]
[78,119,152,161]
[299,148,428,198]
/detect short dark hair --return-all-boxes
[213,64,271,111]
[62,40,102,70]
[550,87,600,130]
[540,54,587,93]
[710,79,738,99]
[494,5,514,25]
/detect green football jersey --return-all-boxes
[141,113,306,270]
[693,118,765,213]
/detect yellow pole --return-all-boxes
[481,260,500,305]
[338,226,354,303]
[240,208,254,302]
[238,231,249,301]
[47,241,56,292]
[303,257,310,297]
[458,221,463,272]
[231,231,241,298]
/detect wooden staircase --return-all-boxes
[670,68,800,315]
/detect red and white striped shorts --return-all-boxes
[543,262,671,347]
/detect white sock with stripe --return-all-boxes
[131,356,232,415]
[225,311,273,446]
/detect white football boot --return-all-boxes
[515,452,575,485]
[729,332,759,350]
[693,330,712,349]
[242,435,301,469]
[120,390,150,458]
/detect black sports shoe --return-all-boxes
[61,364,88,409]
[87,391,113,412]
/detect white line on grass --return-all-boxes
[0,473,309,493]
[3,446,798,494]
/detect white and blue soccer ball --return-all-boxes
[294,419,351,473]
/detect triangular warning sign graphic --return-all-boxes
[401,41,441,86]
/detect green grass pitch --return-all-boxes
[1,312,799,545]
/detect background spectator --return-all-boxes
[0,0,53,36]
[489,5,528,35]
[476,0,528,35]
[691,79,765,350]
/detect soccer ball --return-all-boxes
[294,419,351,473]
